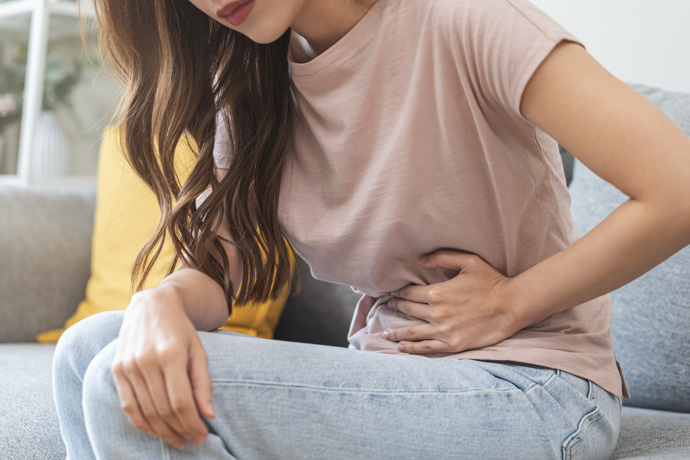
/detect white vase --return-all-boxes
[32,111,70,178]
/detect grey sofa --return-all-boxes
[1,82,689,459]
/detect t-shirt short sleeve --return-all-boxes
[213,108,233,169]
[456,0,585,129]
[197,108,232,209]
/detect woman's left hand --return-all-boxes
[383,250,526,354]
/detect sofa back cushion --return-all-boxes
[0,185,96,343]
[275,255,360,347]
[569,82,690,412]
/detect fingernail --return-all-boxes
[383,330,391,340]
[173,441,186,450]
[398,343,406,352]
[207,403,216,418]
[418,255,429,263]
[145,430,157,439]
[192,435,206,446]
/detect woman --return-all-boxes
[53,0,690,458]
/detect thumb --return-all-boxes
[418,250,476,270]
[188,337,216,419]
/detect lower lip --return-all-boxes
[223,1,254,26]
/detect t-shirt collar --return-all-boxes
[288,0,388,78]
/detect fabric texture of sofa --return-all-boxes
[1,82,689,459]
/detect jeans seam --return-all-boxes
[210,379,518,395]
[527,370,560,393]
[561,406,604,460]
[589,381,599,405]
[160,436,171,459]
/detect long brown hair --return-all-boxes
[90,0,296,312]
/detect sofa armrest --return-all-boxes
[0,185,96,343]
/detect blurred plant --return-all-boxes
[0,93,20,132]
[0,47,25,132]
[0,45,88,133]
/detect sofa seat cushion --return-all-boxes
[0,344,64,460]
[612,406,690,459]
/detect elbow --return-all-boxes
[677,152,690,238]
[674,175,690,240]
[661,185,690,245]
[680,200,690,245]
[637,183,690,247]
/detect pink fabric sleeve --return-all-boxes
[196,108,231,209]
[213,108,233,169]
[459,0,585,130]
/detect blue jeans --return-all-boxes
[53,311,621,459]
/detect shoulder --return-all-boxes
[399,0,559,40]
[380,0,546,36]
[394,0,473,28]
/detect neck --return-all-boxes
[290,0,377,57]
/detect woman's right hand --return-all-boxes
[111,287,216,450]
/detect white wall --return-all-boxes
[530,0,690,94]
[52,38,123,176]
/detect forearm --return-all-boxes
[156,268,230,332]
[508,198,690,327]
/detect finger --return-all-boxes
[188,337,216,420]
[140,360,202,444]
[398,339,450,354]
[387,298,429,321]
[111,366,157,439]
[162,357,210,446]
[419,250,478,271]
[382,323,436,343]
[125,365,188,449]
[391,284,429,303]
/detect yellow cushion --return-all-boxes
[36,126,290,342]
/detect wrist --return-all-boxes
[500,275,547,331]
[129,283,186,315]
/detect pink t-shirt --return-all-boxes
[215,0,630,398]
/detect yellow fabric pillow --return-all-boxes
[36,126,290,342]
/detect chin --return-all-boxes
[238,14,291,44]
[245,29,288,44]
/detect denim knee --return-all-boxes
[53,311,125,381]
[82,341,128,428]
